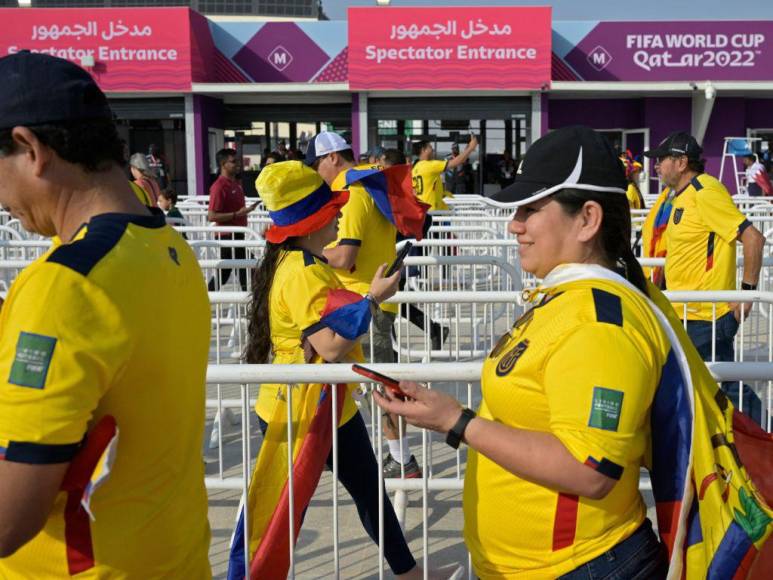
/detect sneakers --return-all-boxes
[383,453,422,478]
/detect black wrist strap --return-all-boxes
[741,282,757,291]
[446,408,476,449]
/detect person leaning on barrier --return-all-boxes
[238,160,431,579]
[377,127,674,578]
[0,51,211,577]
[644,132,766,423]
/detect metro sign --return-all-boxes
[268,45,293,72]
[587,45,612,71]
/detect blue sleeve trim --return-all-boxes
[591,288,623,327]
[338,238,362,247]
[737,219,752,236]
[3,440,81,464]
[301,320,328,339]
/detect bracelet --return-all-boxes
[364,292,379,306]
[446,407,476,450]
[741,282,757,291]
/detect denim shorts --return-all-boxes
[558,519,667,580]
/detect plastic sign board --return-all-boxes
[0,8,193,91]
[348,6,551,90]
[559,21,773,81]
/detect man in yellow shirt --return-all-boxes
[308,132,423,477]
[0,51,211,578]
[644,132,766,422]
[412,136,478,209]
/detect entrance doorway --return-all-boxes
[368,97,532,196]
[598,128,651,196]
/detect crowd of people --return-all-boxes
[0,50,769,580]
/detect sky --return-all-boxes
[322,0,773,21]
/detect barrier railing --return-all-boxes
[204,361,773,579]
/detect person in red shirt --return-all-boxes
[208,148,257,291]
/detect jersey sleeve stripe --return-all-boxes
[338,238,362,247]
[3,440,81,464]
[591,288,623,326]
[584,455,624,480]
[301,321,327,339]
[551,493,579,551]
[737,219,752,236]
[705,232,715,271]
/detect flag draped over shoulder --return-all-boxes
[345,165,430,240]
[539,265,772,580]
[644,188,674,288]
[226,290,369,580]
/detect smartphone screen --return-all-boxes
[351,364,408,400]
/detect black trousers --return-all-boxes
[208,232,248,291]
[257,412,416,574]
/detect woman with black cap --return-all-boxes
[376,126,674,578]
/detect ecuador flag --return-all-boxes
[345,165,430,240]
[539,265,772,579]
[227,290,371,580]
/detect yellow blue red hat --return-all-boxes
[256,160,349,243]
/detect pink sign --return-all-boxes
[348,6,551,90]
[0,8,193,91]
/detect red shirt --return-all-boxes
[208,175,247,232]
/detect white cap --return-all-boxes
[305,131,351,165]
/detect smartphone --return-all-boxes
[385,242,413,277]
[351,364,408,401]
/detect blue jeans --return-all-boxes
[559,520,667,580]
[686,312,766,424]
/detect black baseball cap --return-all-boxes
[492,126,627,205]
[643,131,702,160]
[0,51,113,131]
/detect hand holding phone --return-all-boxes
[351,364,408,401]
[385,242,413,277]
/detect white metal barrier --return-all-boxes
[204,361,773,579]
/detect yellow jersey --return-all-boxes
[256,248,361,425]
[663,174,749,321]
[0,210,211,578]
[412,159,450,211]
[625,183,644,210]
[465,276,670,578]
[328,169,398,315]
[129,180,153,207]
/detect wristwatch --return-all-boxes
[446,407,476,449]
[741,282,757,291]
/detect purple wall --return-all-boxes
[548,98,644,129]
[745,98,773,130]
[193,95,224,196]
[702,97,746,191]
